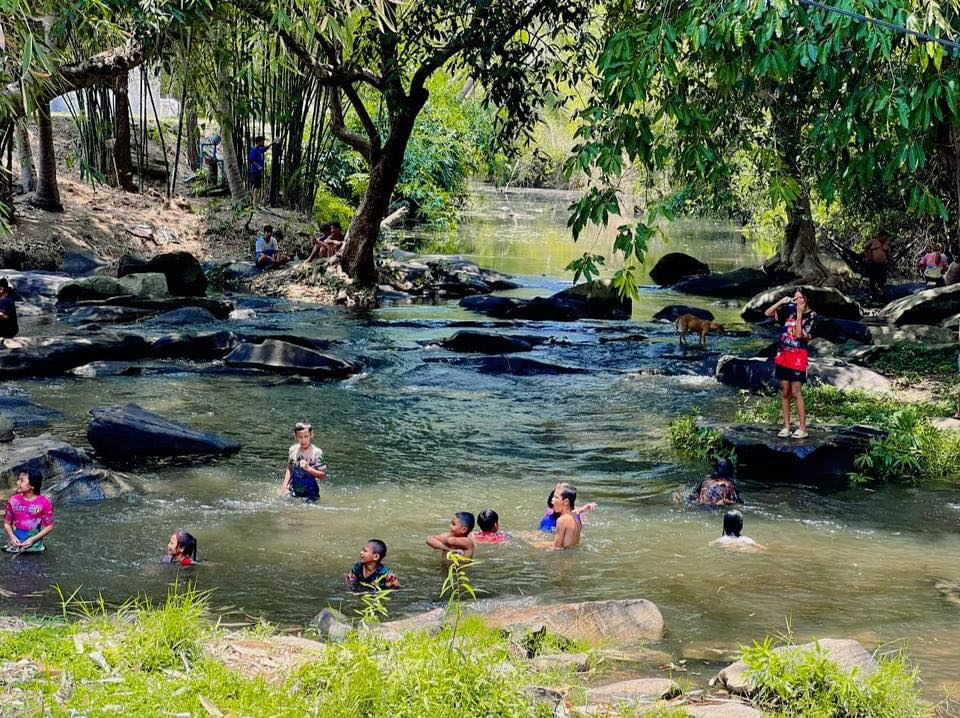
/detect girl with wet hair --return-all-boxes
[163,530,199,566]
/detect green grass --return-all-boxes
[866,342,959,381]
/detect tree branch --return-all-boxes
[328,87,374,162]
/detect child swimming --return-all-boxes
[426,511,475,558]
[710,510,765,550]
[538,481,597,532]
[473,509,509,543]
[3,471,54,553]
[163,530,199,566]
[280,421,328,501]
[346,539,400,592]
[551,485,581,549]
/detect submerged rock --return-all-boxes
[652,304,715,322]
[424,355,587,375]
[437,331,535,354]
[224,339,360,378]
[61,305,152,325]
[46,468,135,504]
[78,296,234,319]
[716,638,876,695]
[0,434,90,488]
[741,285,862,322]
[87,404,241,461]
[0,395,63,430]
[649,252,709,287]
[0,334,150,379]
[671,267,778,298]
[150,307,220,325]
[879,282,960,325]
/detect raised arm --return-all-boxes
[764,296,790,318]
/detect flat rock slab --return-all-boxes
[0,334,150,378]
[78,296,234,319]
[684,703,762,718]
[0,435,90,488]
[717,638,876,696]
[87,403,241,461]
[149,331,240,360]
[224,340,360,378]
[0,395,63,429]
[742,285,862,322]
[715,355,892,395]
[423,355,587,376]
[587,678,681,704]
[46,469,136,504]
[652,304,714,322]
[868,323,955,345]
[479,599,664,644]
[879,282,960,325]
[717,423,886,484]
[530,652,592,672]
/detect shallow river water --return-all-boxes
[4,187,960,697]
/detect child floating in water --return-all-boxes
[474,509,509,544]
[280,421,328,501]
[3,471,54,553]
[346,539,400,592]
[710,510,765,550]
[426,511,475,558]
[163,530,199,565]
[539,481,597,532]
[691,458,741,506]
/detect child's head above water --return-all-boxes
[713,458,735,480]
[552,485,577,513]
[360,539,387,565]
[722,510,743,537]
[451,512,475,536]
[477,509,499,533]
[167,530,198,561]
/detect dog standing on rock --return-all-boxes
[676,313,725,348]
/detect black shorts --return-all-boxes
[775,365,807,384]
[249,171,263,189]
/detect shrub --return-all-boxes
[313,183,355,227]
[668,411,731,465]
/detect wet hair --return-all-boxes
[20,470,42,493]
[263,224,274,233]
[367,539,387,561]
[557,485,577,510]
[176,530,198,560]
[713,458,735,481]
[722,510,743,538]
[454,511,475,534]
[294,421,312,433]
[477,509,499,532]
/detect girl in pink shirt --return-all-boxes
[4,471,54,553]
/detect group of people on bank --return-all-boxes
[861,233,960,296]
[254,223,346,270]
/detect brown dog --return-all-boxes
[676,313,725,348]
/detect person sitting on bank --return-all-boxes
[691,458,741,506]
[918,243,949,286]
[0,278,18,340]
[346,539,400,592]
[305,222,345,263]
[862,232,891,297]
[255,225,289,269]
[279,421,328,501]
[710,510,764,550]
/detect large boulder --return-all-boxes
[879,282,960,325]
[552,280,631,318]
[150,307,220,325]
[58,273,169,303]
[715,355,891,394]
[45,468,135,504]
[649,252,709,287]
[652,305,715,322]
[144,251,208,296]
[716,638,877,696]
[1,270,73,310]
[479,599,664,644]
[438,331,535,354]
[149,331,240,360]
[0,434,90,488]
[224,340,361,378]
[0,334,150,378]
[460,280,630,321]
[741,285,863,322]
[0,395,63,430]
[716,423,886,483]
[87,404,241,461]
[671,267,778,298]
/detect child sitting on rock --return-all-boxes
[427,511,475,558]
[474,509,510,543]
[3,471,54,553]
[710,510,764,550]
[163,530,199,566]
[346,539,400,592]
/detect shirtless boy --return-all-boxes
[551,485,581,549]
[427,511,475,558]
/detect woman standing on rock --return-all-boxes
[765,289,815,439]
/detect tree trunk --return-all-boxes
[185,106,199,171]
[339,110,419,285]
[216,65,247,202]
[15,119,35,193]
[764,193,827,282]
[113,72,136,192]
[29,101,63,212]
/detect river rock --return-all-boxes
[881,282,926,304]
[812,317,871,344]
[0,419,14,442]
[460,281,630,321]
[1,270,73,309]
[310,607,352,641]
[530,652,591,672]
[0,395,63,429]
[552,280,632,318]
[60,248,108,277]
[88,295,234,319]
[224,339,360,378]
[378,608,446,640]
[45,468,135,504]
[0,434,90,488]
[741,285,862,322]
[480,599,664,644]
[58,273,169,303]
[459,295,521,318]
[652,305,715,322]
[62,305,153,325]
[715,355,891,394]
[649,252,710,286]
[671,267,778,298]
[143,251,208,296]
[716,638,877,696]
[716,423,886,483]
[87,404,241,460]
[150,307,219,325]
[685,703,762,718]
[382,255,520,297]
[438,331,535,354]
[69,362,143,378]
[0,334,150,378]
[116,254,149,277]
[424,355,587,375]
[149,331,240,360]
[586,678,681,705]
[879,282,960,324]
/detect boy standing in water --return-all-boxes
[552,486,581,549]
[4,471,54,552]
[427,512,475,558]
[280,421,327,501]
[347,539,400,592]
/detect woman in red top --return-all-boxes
[765,290,815,439]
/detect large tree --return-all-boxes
[235,0,592,286]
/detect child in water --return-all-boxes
[426,511,475,558]
[3,471,54,553]
[474,509,509,543]
[163,530,199,565]
[346,539,400,592]
[280,421,328,501]
[710,510,764,550]
[539,481,597,532]
[551,485,581,549]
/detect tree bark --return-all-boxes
[14,119,35,193]
[777,194,827,281]
[29,101,63,212]
[185,106,199,171]
[216,64,247,202]
[113,72,136,192]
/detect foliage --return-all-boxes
[668,411,732,465]
[866,342,959,380]
[741,635,929,717]
[313,183,355,226]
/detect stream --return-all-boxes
[3,186,960,696]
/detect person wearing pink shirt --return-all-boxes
[4,471,54,553]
